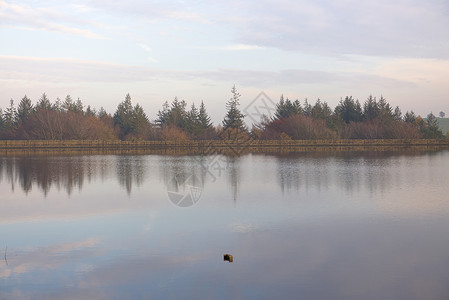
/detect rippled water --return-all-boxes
[1,150,449,299]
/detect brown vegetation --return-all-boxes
[0,89,446,142]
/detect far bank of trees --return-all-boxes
[0,87,446,141]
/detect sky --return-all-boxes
[1,0,449,125]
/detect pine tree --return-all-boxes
[378,96,393,122]
[74,98,84,114]
[198,101,212,129]
[274,95,302,120]
[185,103,202,137]
[36,93,52,110]
[0,108,4,130]
[53,97,63,112]
[334,96,363,123]
[113,93,134,138]
[424,112,444,139]
[17,95,33,124]
[170,97,187,129]
[132,103,149,136]
[303,99,312,117]
[63,95,74,112]
[393,106,402,121]
[156,101,170,127]
[3,99,17,130]
[404,111,417,124]
[98,107,108,119]
[222,85,246,131]
[363,95,379,120]
[85,105,96,117]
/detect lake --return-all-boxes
[1,150,449,299]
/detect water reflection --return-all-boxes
[274,151,445,196]
[1,150,449,299]
[0,151,446,200]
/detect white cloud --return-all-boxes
[138,44,152,52]
[220,44,265,51]
[0,55,414,88]
[71,0,449,58]
[0,0,106,39]
[137,44,159,62]
[221,0,449,58]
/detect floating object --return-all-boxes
[224,254,233,263]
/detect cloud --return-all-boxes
[0,55,155,83]
[0,0,106,39]
[0,55,414,89]
[73,0,449,58]
[82,0,210,24]
[206,0,449,59]
[231,0,449,58]
[138,44,152,52]
[220,44,265,51]
[0,238,100,279]
[138,44,159,63]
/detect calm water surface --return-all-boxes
[1,150,449,299]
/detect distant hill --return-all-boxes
[436,118,449,134]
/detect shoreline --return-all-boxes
[0,139,447,155]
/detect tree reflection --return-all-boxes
[224,156,241,202]
[115,155,147,194]
[0,154,214,197]
[0,155,111,196]
[275,151,437,195]
[0,150,437,200]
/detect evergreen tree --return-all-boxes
[311,99,332,120]
[0,108,4,130]
[198,101,212,129]
[404,111,417,124]
[156,101,170,126]
[186,103,202,136]
[303,99,313,117]
[85,105,96,117]
[393,106,402,121]
[424,112,444,139]
[274,95,302,120]
[17,95,33,124]
[113,93,134,138]
[156,98,188,129]
[363,95,379,120]
[36,93,52,110]
[132,103,149,136]
[53,97,62,112]
[74,98,84,114]
[334,96,363,123]
[98,107,108,120]
[169,97,188,129]
[222,85,246,131]
[3,99,17,130]
[63,95,74,112]
[378,96,393,121]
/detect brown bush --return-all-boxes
[161,126,190,141]
[219,127,250,140]
[262,115,336,140]
[19,109,116,140]
[342,119,422,139]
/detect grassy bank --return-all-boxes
[0,139,448,154]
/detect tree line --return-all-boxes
[0,86,446,141]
